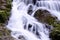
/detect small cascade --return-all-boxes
[7,0,60,40]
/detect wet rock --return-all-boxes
[0,11,10,23]
[0,23,14,40]
[0,0,14,40]
[34,9,60,40]
[0,36,14,40]
[34,9,57,25]
[18,35,25,40]
[50,30,60,40]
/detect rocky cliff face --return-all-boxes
[0,0,11,23]
[0,0,14,40]
[0,24,14,40]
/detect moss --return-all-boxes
[6,0,12,12]
[0,0,11,23]
[0,0,11,36]
[6,0,12,4]
[49,20,60,40]
[50,28,60,40]
[0,11,7,23]
[0,0,14,40]
[45,16,56,25]
[0,10,10,23]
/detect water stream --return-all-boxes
[7,0,60,40]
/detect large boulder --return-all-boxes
[34,9,57,25]
[34,9,60,40]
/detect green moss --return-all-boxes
[50,28,60,40]
[45,16,56,25]
[0,0,11,23]
[49,20,60,40]
[0,10,10,23]
[0,0,13,39]
[6,0,12,4]
[0,0,11,36]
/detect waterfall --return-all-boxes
[7,0,60,40]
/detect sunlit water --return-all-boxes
[7,0,60,40]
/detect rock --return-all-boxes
[34,9,60,40]
[0,11,10,23]
[0,36,14,40]
[18,35,25,40]
[0,6,6,9]
[0,23,15,40]
[0,0,13,40]
[50,29,60,40]
[34,9,57,25]
[1,0,6,3]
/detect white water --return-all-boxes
[7,0,60,40]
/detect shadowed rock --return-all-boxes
[0,24,14,40]
[34,9,57,25]
[34,9,60,40]
[18,35,25,40]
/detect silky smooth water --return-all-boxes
[7,0,60,40]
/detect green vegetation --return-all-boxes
[0,10,10,23]
[0,0,12,23]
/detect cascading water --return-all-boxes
[7,0,60,40]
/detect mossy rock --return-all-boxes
[0,0,14,40]
[34,9,57,25]
[50,29,60,40]
[0,10,10,23]
[34,9,60,40]
[0,24,11,36]
[0,0,11,23]
[34,9,60,28]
